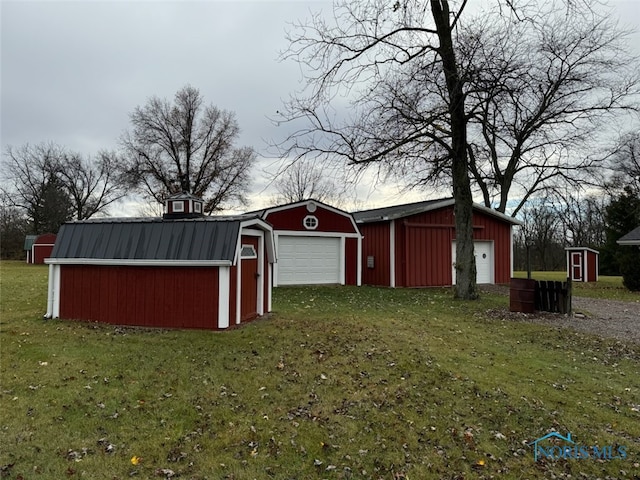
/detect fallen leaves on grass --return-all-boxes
[155,468,175,478]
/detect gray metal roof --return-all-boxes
[352,198,451,223]
[24,235,37,251]
[617,226,640,245]
[50,216,259,262]
[352,198,523,225]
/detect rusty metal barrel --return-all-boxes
[510,278,536,313]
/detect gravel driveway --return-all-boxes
[566,296,640,344]
[482,286,640,344]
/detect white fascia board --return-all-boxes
[218,267,230,329]
[472,203,524,225]
[356,234,362,286]
[240,218,274,233]
[44,258,232,267]
[389,220,396,288]
[564,247,600,254]
[46,264,61,318]
[241,220,276,264]
[273,230,360,238]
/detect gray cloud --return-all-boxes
[2,0,638,213]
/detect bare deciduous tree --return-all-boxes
[58,150,126,220]
[272,160,345,206]
[2,143,126,231]
[607,131,640,195]
[560,193,607,248]
[514,200,565,271]
[275,0,638,297]
[119,85,255,214]
[277,0,479,299]
[2,143,74,233]
[462,4,639,215]
[0,192,30,259]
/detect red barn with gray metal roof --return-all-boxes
[24,233,57,264]
[45,205,275,330]
[353,198,522,287]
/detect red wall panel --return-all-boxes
[60,265,220,329]
[265,205,357,233]
[33,245,55,264]
[359,206,514,287]
[360,222,391,286]
[345,237,358,285]
[463,211,513,284]
[403,224,453,287]
[586,251,598,282]
[31,234,57,264]
[240,236,259,322]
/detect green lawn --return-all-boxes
[1,261,639,479]
[513,270,640,302]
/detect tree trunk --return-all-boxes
[431,0,478,299]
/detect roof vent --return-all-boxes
[162,192,205,219]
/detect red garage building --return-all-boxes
[45,195,275,330]
[353,198,521,287]
[24,233,57,264]
[256,200,362,286]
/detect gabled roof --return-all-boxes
[165,191,204,202]
[249,199,361,234]
[565,246,599,254]
[352,198,523,225]
[529,432,574,445]
[250,198,349,218]
[617,226,640,245]
[50,215,265,263]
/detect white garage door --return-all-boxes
[277,236,341,285]
[452,241,493,285]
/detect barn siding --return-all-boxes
[460,211,512,284]
[229,266,238,325]
[587,251,597,282]
[360,222,391,286]
[398,208,455,287]
[265,205,357,233]
[60,265,220,329]
[32,234,57,264]
[345,237,358,285]
[403,224,453,287]
[359,205,515,287]
[240,236,259,322]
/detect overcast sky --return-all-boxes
[2,0,639,215]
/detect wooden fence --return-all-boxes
[535,279,572,314]
[510,277,572,314]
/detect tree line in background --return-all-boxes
[513,132,640,289]
[1,86,256,259]
[273,0,640,297]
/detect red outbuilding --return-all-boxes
[565,247,599,283]
[24,233,57,264]
[45,194,275,330]
[352,198,522,287]
[256,200,362,286]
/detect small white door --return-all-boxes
[452,241,494,285]
[570,252,583,281]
